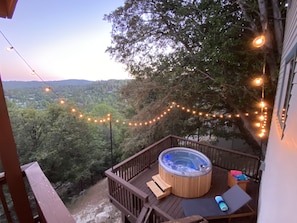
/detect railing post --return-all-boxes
[0,77,35,222]
[0,185,13,222]
[255,158,262,182]
[170,135,178,147]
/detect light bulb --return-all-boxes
[259,101,266,108]
[6,46,14,51]
[252,35,266,48]
[258,132,265,137]
[253,77,263,86]
[44,87,51,92]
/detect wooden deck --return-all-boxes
[129,162,259,223]
[106,135,261,223]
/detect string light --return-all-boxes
[44,87,51,92]
[1,30,265,134]
[251,34,269,138]
[253,77,263,86]
[259,101,266,108]
[0,30,60,99]
[6,46,13,51]
[62,101,255,128]
[252,35,266,48]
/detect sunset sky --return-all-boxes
[0,0,130,81]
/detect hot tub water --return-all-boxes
[161,149,211,176]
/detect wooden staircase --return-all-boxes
[146,174,172,199]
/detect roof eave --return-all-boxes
[0,0,18,19]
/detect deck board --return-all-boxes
[129,162,259,222]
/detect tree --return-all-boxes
[38,104,94,184]
[9,107,45,164]
[88,103,128,168]
[105,0,287,153]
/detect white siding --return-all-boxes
[257,1,297,222]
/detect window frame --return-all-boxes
[277,45,297,139]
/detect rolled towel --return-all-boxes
[215,196,229,212]
[235,174,248,181]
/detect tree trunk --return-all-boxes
[272,0,284,55]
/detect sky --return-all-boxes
[0,0,131,81]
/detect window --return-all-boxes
[277,47,297,138]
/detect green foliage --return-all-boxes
[6,80,130,195]
[9,107,45,164]
[105,0,285,149]
[4,79,130,111]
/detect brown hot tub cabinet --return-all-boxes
[158,147,212,198]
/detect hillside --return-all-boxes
[3,79,130,110]
[2,79,94,90]
[67,178,121,223]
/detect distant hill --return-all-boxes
[3,79,131,110]
[2,79,95,90]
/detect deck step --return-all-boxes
[147,175,172,199]
[146,180,168,200]
[152,174,172,194]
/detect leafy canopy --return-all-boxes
[105,0,285,150]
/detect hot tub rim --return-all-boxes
[158,147,212,177]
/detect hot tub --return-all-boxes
[158,147,212,198]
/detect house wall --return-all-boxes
[257,1,297,222]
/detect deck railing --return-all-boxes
[105,135,262,223]
[105,136,173,222]
[0,162,75,223]
[135,205,174,223]
[105,169,149,223]
[111,135,173,182]
[174,136,261,179]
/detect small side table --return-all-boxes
[227,172,249,191]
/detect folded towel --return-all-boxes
[230,170,242,176]
[214,196,229,212]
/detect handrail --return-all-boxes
[0,162,38,222]
[173,135,259,158]
[173,135,261,179]
[0,162,75,223]
[24,162,75,223]
[105,168,148,222]
[111,135,172,181]
[105,168,148,200]
[105,136,172,221]
[144,205,174,223]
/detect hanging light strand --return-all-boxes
[252,34,268,138]
[64,101,253,128]
[1,30,262,131]
[0,30,57,100]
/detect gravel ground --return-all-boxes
[67,178,121,223]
